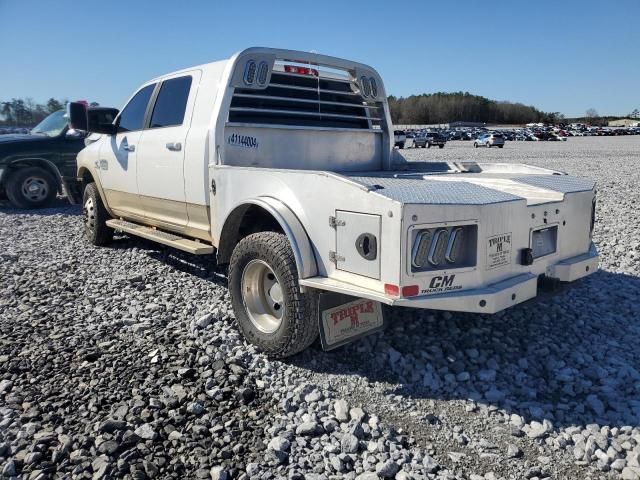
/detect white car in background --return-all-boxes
[474,133,505,148]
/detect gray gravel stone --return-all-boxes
[334,399,350,422]
[268,436,291,452]
[2,460,17,477]
[375,459,399,477]
[341,434,360,454]
[507,444,522,458]
[295,421,321,436]
[210,466,229,480]
[134,423,156,440]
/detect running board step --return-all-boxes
[106,219,214,255]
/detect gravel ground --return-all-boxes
[1,136,639,480]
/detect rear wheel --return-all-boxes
[498,145,504,148]
[487,143,491,148]
[83,183,113,246]
[229,232,318,357]
[427,143,431,148]
[439,144,444,149]
[5,166,57,209]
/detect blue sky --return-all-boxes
[1,0,638,117]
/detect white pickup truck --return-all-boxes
[68,47,598,357]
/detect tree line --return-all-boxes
[387,91,561,125]
[1,94,634,128]
[0,98,69,127]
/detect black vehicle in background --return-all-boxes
[0,107,117,208]
[414,131,447,149]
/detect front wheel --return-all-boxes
[83,183,113,246]
[473,143,478,148]
[228,232,319,357]
[439,145,444,149]
[498,145,504,148]
[5,166,57,209]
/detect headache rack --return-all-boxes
[228,60,384,131]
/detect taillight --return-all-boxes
[243,61,257,85]
[284,65,318,76]
[445,227,464,263]
[411,230,432,269]
[401,285,419,297]
[411,224,478,272]
[257,61,269,86]
[385,284,420,298]
[384,284,400,296]
[369,77,378,97]
[360,76,371,97]
[428,229,449,266]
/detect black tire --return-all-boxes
[229,231,318,358]
[487,143,491,148]
[427,143,431,148]
[398,144,404,149]
[82,183,113,246]
[473,142,478,148]
[498,145,504,148]
[439,144,444,149]
[5,166,57,209]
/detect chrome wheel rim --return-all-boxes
[21,177,49,202]
[83,197,96,230]
[241,259,284,333]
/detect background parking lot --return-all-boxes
[1,136,639,479]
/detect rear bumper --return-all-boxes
[546,244,599,282]
[301,245,599,314]
[393,273,537,313]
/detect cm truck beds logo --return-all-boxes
[422,275,462,294]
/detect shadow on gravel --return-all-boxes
[292,269,640,433]
[107,235,228,284]
[0,197,80,216]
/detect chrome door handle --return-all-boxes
[123,144,135,152]
[166,142,182,151]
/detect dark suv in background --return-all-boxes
[414,131,447,148]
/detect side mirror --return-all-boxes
[68,102,119,135]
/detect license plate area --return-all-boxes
[531,225,558,259]
[318,293,384,351]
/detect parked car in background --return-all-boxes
[394,130,406,148]
[414,132,447,148]
[474,133,505,148]
[0,107,116,208]
[404,133,415,149]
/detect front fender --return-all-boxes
[76,143,116,217]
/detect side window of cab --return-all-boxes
[117,84,155,133]
[149,76,192,129]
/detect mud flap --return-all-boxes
[317,292,384,351]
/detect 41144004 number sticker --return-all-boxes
[227,133,258,148]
